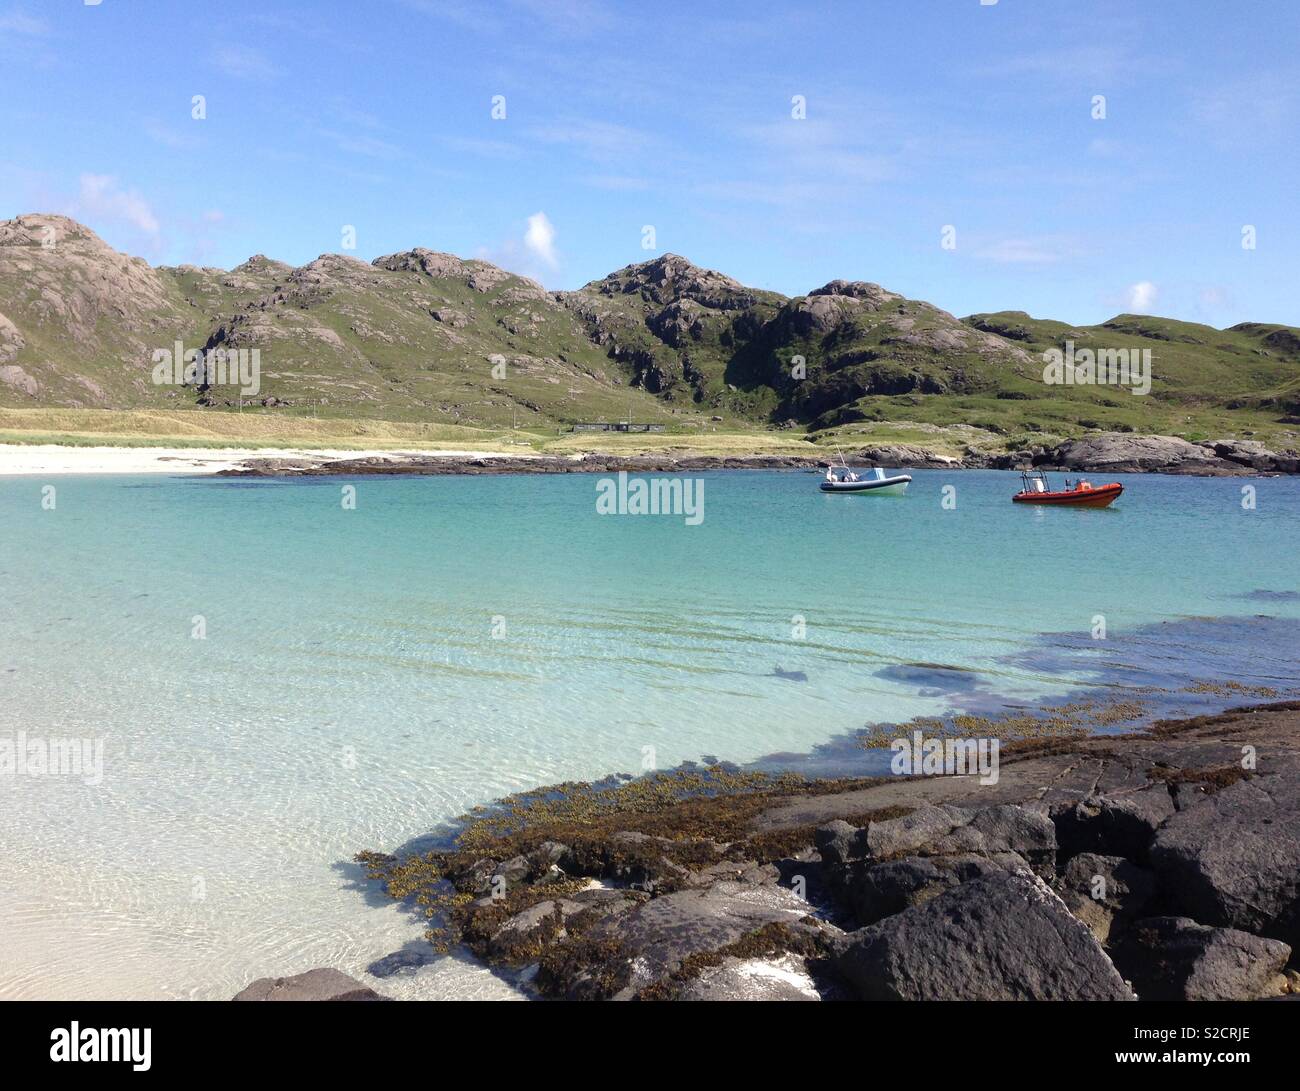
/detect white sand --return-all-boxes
[0,444,528,476]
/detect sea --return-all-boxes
[1,467,1297,998]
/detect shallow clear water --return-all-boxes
[1,467,1298,998]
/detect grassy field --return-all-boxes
[3,403,1295,462]
[0,408,539,451]
[0,407,824,458]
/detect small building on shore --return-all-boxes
[570,421,665,433]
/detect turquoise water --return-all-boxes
[1,467,1298,998]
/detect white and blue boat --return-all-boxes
[819,465,912,496]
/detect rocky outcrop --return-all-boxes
[833,870,1136,1000]
[852,443,963,469]
[233,967,388,1001]
[1112,916,1291,1000]
[559,882,836,1000]
[0,363,39,397]
[1050,433,1238,474]
[1149,772,1300,946]
[1208,439,1299,473]
[343,702,1300,1001]
[816,802,1055,871]
[0,311,24,364]
[218,438,1295,480]
[582,253,763,312]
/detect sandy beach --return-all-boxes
[0,444,528,476]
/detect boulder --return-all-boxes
[233,967,388,1001]
[1050,433,1238,475]
[569,881,830,999]
[1112,916,1291,1001]
[813,819,861,866]
[857,803,966,861]
[1057,853,1156,944]
[491,854,532,888]
[925,804,1057,872]
[366,945,438,978]
[840,852,1025,926]
[1149,774,1300,946]
[488,898,587,961]
[817,803,1054,871]
[833,871,1135,1000]
[1210,439,1280,470]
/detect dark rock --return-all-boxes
[1149,774,1300,946]
[1051,786,1176,862]
[366,945,439,978]
[527,841,571,873]
[571,881,831,999]
[488,898,583,961]
[1057,853,1156,944]
[833,871,1135,1000]
[233,967,388,1001]
[1112,916,1291,1000]
[818,803,1054,874]
[461,857,498,895]
[862,803,967,860]
[813,819,861,866]
[492,854,532,888]
[926,804,1057,872]
[841,852,1022,926]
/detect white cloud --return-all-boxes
[211,45,281,81]
[75,174,161,237]
[975,237,1074,265]
[144,119,202,151]
[317,128,402,160]
[1192,72,1296,147]
[0,9,47,34]
[531,118,652,164]
[581,174,650,192]
[523,211,558,269]
[1125,281,1158,313]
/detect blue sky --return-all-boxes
[1,0,1297,326]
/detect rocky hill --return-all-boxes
[3,214,1298,446]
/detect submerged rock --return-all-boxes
[233,967,388,1001]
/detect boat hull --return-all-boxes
[1012,483,1123,507]
[820,476,911,496]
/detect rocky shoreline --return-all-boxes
[239,701,1300,1001]
[218,432,1300,478]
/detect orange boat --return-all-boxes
[1012,470,1123,507]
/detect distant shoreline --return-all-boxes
[2,435,1297,478]
[0,443,539,476]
